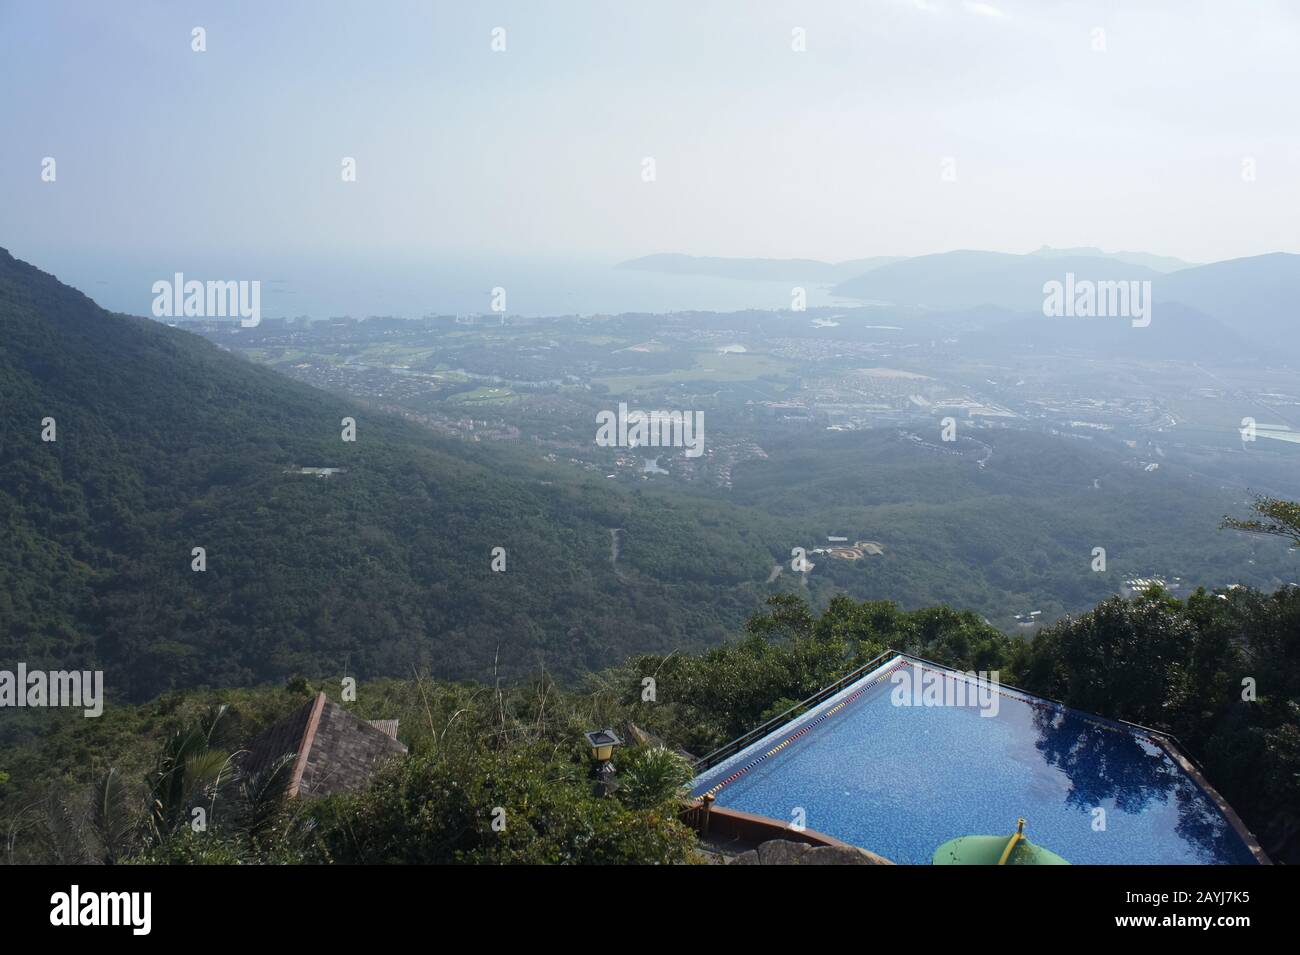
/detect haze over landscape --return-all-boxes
[1,1,1298,880]
[5,1,1300,313]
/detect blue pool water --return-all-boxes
[691,656,1259,865]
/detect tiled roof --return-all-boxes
[240,693,407,798]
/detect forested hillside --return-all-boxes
[730,426,1297,623]
[0,250,787,704]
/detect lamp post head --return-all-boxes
[584,728,623,763]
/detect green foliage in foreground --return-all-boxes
[0,667,700,865]
[1,586,1297,864]
[312,744,693,865]
[613,593,1021,755]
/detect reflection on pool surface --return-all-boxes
[690,655,1260,865]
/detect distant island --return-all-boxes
[617,253,903,283]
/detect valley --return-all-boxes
[179,285,1299,640]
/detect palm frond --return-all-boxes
[90,768,137,864]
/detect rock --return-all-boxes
[729,839,894,865]
[757,840,813,865]
[802,845,892,865]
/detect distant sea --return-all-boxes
[23,250,848,320]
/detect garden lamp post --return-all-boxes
[584,728,623,794]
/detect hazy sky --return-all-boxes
[3,0,1299,270]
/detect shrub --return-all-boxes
[311,743,695,865]
[615,746,693,810]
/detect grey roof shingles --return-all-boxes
[240,692,408,799]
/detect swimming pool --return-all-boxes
[690,655,1261,865]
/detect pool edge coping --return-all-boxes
[1154,736,1271,865]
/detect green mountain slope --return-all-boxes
[0,250,784,702]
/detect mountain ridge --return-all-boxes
[618,253,903,283]
[830,249,1300,353]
